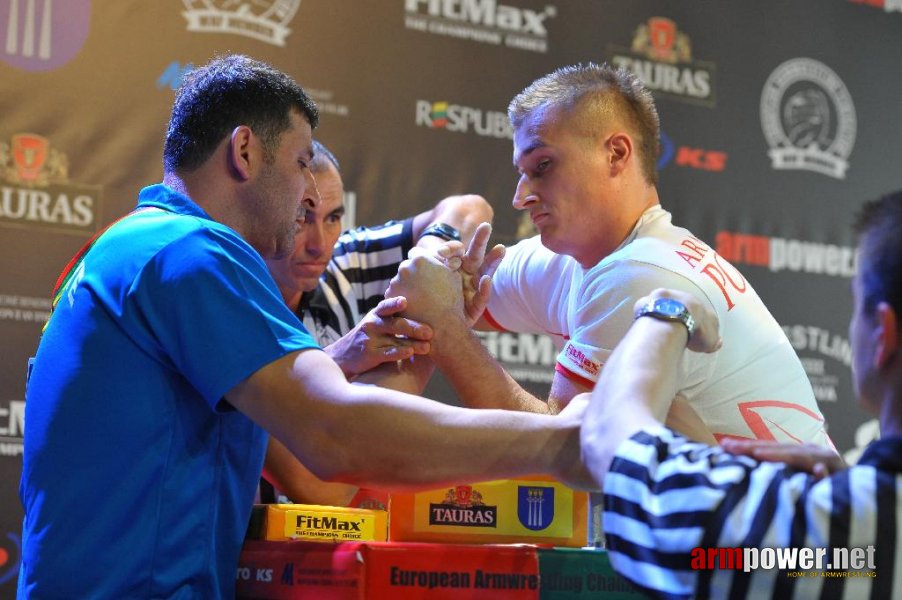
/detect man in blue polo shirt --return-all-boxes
[18,54,586,598]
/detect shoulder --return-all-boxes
[499,236,577,278]
[94,210,264,285]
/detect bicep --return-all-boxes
[226,348,351,461]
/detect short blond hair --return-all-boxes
[509,63,660,185]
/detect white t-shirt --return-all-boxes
[487,205,831,446]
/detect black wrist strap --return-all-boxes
[419,222,461,242]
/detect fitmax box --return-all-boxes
[248,503,388,543]
[389,476,588,547]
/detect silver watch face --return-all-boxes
[636,297,695,339]
[652,298,687,317]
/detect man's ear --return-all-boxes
[228,125,254,181]
[607,132,632,176]
[875,301,899,369]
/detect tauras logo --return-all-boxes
[415,100,512,139]
[609,17,716,106]
[405,0,556,35]
[429,505,496,526]
[0,134,101,233]
[430,484,497,527]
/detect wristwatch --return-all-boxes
[634,297,695,341]
[419,222,461,242]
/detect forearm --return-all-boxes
[230,350,580,491]
[304,385,574,489]
[322,341,356,379]
[353,355,436,395]
[581,318,688,486]
[430,319,552,413]
[413,194,494,246]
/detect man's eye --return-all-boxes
[535,159,550,173]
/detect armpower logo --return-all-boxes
[715,231,857,277]
[182,0,301,46]
[430,485,497,527]
[0,134,101,235]
[608,17,717,107]
[849,0,902,12]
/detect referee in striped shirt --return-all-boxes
[580,191,902,599]
[260,140,494,506]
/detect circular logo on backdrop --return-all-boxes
[0,0,92,72]
[760,58,856,179]
[182,0,301,46]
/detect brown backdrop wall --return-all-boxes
[2,1,900,594]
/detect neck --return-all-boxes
[576,186,661,269]
[282,289,303,314]
[163,169,233,229]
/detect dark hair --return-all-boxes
[163,54,318,173]
[508,62,660,186]
[854,190,902,319]
[311,139,340,174]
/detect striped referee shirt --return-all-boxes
[603,425,902,599]
[296,218,415,345]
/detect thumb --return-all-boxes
[375,295,407,316]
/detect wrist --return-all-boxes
[418,222,461,243]
[429,315,478,357]
[324,343,356,379]
[634,297,694,344]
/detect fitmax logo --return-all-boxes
[295,515,362,531]
[405,0,556,36]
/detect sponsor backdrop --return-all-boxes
[1,0,900,593]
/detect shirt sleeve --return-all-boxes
[603,426,822,598]
[330,219,414,314]
[485,236,571,335]
[557,260,716,387]
[127,228,319,411]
